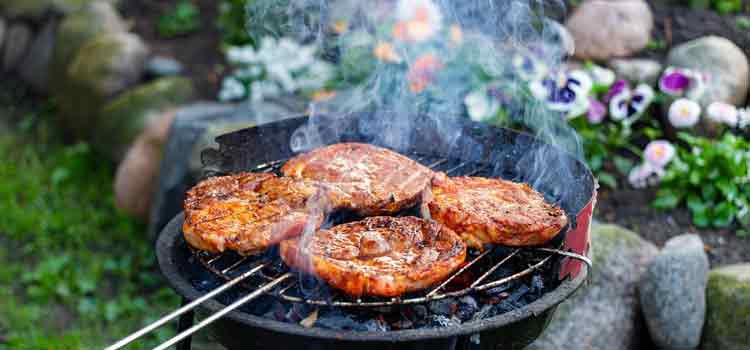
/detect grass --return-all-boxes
[0,110,179,349]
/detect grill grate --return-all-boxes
[190,153,590,308]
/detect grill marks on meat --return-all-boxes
[423,173,568,249]
[183,173,334,255]
[279,216,467,297]
[281,143,433,216]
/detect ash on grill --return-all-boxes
[184,245,558,332]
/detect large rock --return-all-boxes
[639,234,708,349]
[18,18,57,92]
[148,98,304,232]
[608,58,663,85]
[702,264,750,350]
[2,22,31,71]
[51,1,126,86]
[58,31,149,139]
[666,36,749,106]
[528,224,658,350]
[0,0,112,20]
[96,76,194,161]
[565,0,653,61]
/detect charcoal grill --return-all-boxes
[109,113,596,350]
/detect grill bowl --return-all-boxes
[156,113,596,350]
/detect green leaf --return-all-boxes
[713,202,736,228]
[652,190,681,209]
[716,180,738,201]
[597,172,617,189]
[693,211,710,227]
[613,156,635,176]
[588,154,604,171]
[737,229,750,237]
[701,185,717,202]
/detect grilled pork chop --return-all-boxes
[280,216,466,297]
[281,143,433,216]
[183,172,335,255]
[422,173,568,249]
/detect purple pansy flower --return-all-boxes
[608,82,654,121]
[587,97,606,124]
[530,70,592,118]
[658,67,705,99]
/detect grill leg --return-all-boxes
[176,297,195,350]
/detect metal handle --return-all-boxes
[152,272,293,350]
[105,263,267,350]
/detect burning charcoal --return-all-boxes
[456,296,479,321]
[412,305,428,320]
[508,284,530,303]
[262,301,287,322]
[429,315,461,327]
[391,318,414,330]
[360,317,390,332]
[315,311,361,331]
[429,298,457,315]
[471,304,497,321]
[285,303,313,322]
[525,275,545,301]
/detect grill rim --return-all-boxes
[157,211,588,342]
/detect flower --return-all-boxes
[530,70,592,118]
[311,89,337,102]
[603,79,627,103]
[668,98,701,128]
[608,83,654,121]
[394,0,443,42]
[659,67,706,99]
[644,140,676,168]
[628,162,666,189]
[706,101,739,127]
[218,77,246,101]
[587,65,615,87]
[513,53,548,82]
[407,53,443,93]
[373,41,402,63]
[587,97,606,124]
[331,20,349,34]
[739,108,750,129]
[465,88,500,122]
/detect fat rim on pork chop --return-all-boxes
[281,143,434,216]
[279,216,467,297]
[183,172,336,255]
[423,172,568,249]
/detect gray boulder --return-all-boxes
[2,22,31,71]
[528,223,658,350]
[666,36,749,106]
[58,31,149,139]
[0,0,112,20]
[639,234,708,349]
[702,264,750,350]
[19,18,57,92]
[565,0,653,61]
[145,56,184,78]
[149,98,304,233]
[609,58,663,85]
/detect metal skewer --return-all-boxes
[152,272,293,350]
[105,262,268,350]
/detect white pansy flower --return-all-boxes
[587,65,616,87]
[706,101,739,127]
[628,162,666,189]
[464,88,499,122]
[668,98,701,128]
[739,108,750,129]
[644,140,676,168]
[218,77,246,101]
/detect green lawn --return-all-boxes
[0,112,178,349]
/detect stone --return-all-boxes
[2,22,31,71]
[95,77,194,161]
[145,56,184,77]
[0,0,113,20]
[546,19,574,58]
[608,58,663,85]
[666,35,749,106]
[148,98,304,234]
[701,264,750,350]
[50,1,127,89]
[565,0,653,61]
[528,224,658,350]
[638,234,708,349]
[58,31,149,139]
[18,18,57,92]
